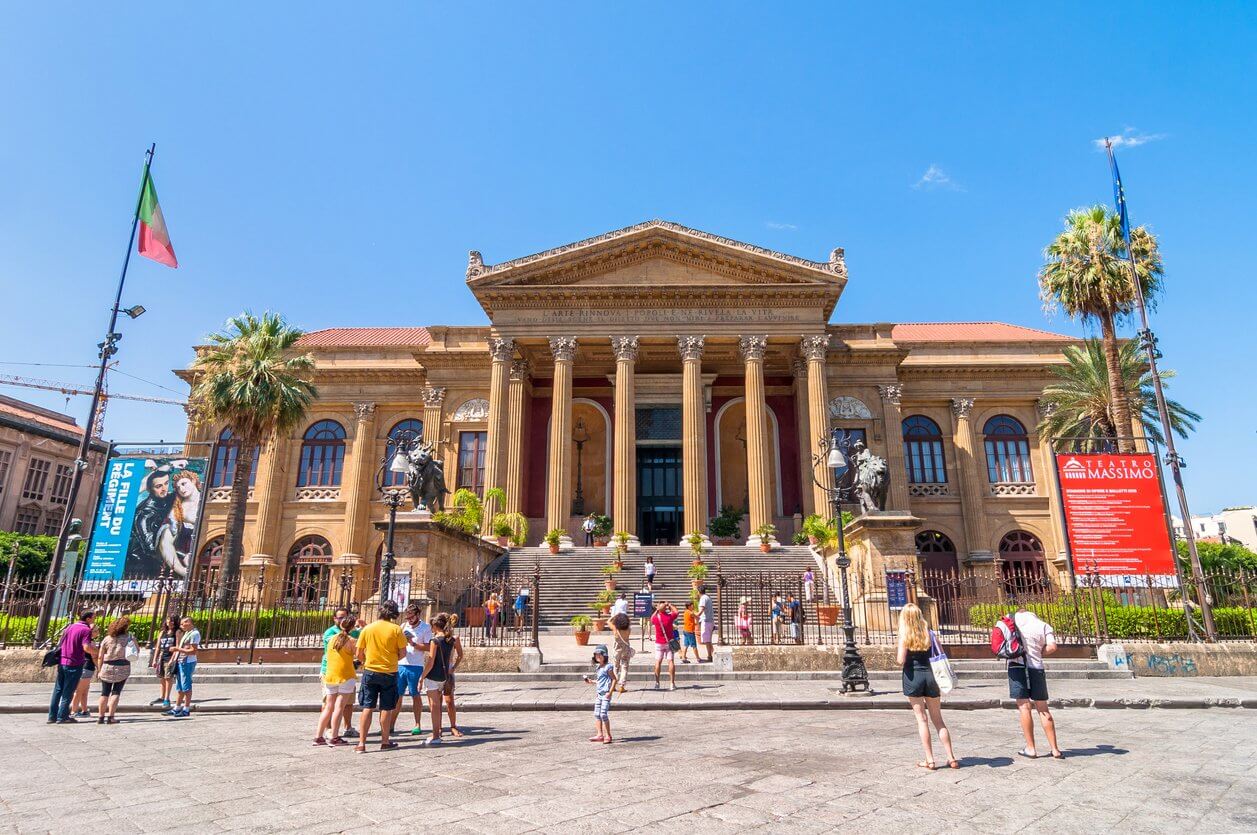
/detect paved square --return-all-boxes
[1,708,1254,833]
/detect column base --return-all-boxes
[965,550,995,564]
[623,535,642,552]
[557,535,576,552]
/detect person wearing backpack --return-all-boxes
[897,603,958,770]
[993,603,1063,760]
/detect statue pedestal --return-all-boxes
[370,516,505,608]
[836,511,938,630]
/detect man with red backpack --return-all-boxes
[992,601,1063,760]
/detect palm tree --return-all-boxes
[1039,205,1163,453]
[1038,339,1199,451]
[188,312,316,600]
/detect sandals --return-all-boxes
[916,761,936,771]
[947,760,959,769]
[449,727,465,738]
[588,735,606,743]
[1017,748,1038,759]
[1051,751,1065,759]
[379,742,399,751]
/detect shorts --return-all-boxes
[156,656,174,679]
[593,694,611,721]
[681,631,697,648]
[322,680,356,697]
[357,670,400,711]
[397,664,425,697]
[100,679,126,698]
[1009,666,1049,701]
[424,676,454,696]
[174,660,197,694]
[699,620,713,644]
[654,643,674,661]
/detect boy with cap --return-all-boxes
[582,644,618,744]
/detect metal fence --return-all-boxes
[713,566,1257,647]
[0,567,541,653]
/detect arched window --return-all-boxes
[902,416,947,484]
[211,428,260,489]
[916,531,960,624]
[297,420,346,487]
[999,530,1045,597]
[193,536,224,597]
[285,535,333,604]
[984,415,1033,483]
[384,419,424,487]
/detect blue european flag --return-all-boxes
[1105,139,1132,242]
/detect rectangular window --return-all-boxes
[50,464,74,505]
[0,449,11,497]
[14,508,40,535]
[21,458,51,501]
[457,431,487,495]
[41,509,62,536]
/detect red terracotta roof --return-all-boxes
[296,327,432,349]
[891,322,1073,343]
[0,395,81,433]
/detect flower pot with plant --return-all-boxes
[686,530,705,562]
[491,511,529,548]
[687,562,709,589]
[792,531,809,546]
[544,528,564,554]
[591,513,613,546]
[708,505,743,546]
[802,513,826,546]
[570,615,593,645]
[753,523,777,553]
[601,563,619,590]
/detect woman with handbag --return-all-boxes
[649,601,679,691]
[96,616,138,724]
[896,603,958,771]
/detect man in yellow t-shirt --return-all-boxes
[354,601,409,752]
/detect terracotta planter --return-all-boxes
[549,544,560,554]
[817,605,840,627]
[760,543,772,553]
[714,537,734,546]
[593,618,608,632]
[497,536,510,547]
[595,537,610,547]
[574,630,591,646]
[604,578,617,590]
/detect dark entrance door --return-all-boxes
[638,446,683,545]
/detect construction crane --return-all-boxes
[0,372,186,438]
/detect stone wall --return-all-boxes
[0,649,56,683]
[728,644,898,671]
[1099,642,1257,677]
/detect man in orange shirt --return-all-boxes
[679,601,700,664]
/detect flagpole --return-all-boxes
[1104,138,1216,642]
[33,143,157,646]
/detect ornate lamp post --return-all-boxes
[571,416,589,517]
[810,428,869,693]
[376,427,422,605]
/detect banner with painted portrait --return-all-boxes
[82,455,208,590]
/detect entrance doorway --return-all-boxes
[638,446,683,545]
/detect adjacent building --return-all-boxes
[0,394,107,537]
[1174,508,1257,552]
[180,221,1081,598]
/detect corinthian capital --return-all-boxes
[878,385,903,407]
[799,334,830,361]
[421,386,447,407]
[488,337,515,363]
[791,358,807,380]
[611,336,639,363]
[950,398,975,419]
[352,401,376,422]
[509,358,531,382]
[738,336,768,362]
[677,335,705,362]
[549,336,578,363]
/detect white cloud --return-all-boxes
[913,164,962,191]
[765,221,798,231]
[1094,127,1166,150]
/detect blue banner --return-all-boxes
[82,455,209,588]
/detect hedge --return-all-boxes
[0,609,333,646]
[967,601,1257,640]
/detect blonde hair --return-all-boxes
[897,603,930,652]
[170,469,202,526]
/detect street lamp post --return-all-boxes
[810,428,869,694]
[571,417,588,517]
[376,428,422,606]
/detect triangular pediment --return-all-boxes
[466,220,847,291]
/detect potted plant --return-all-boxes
[792,531,809,546]
[601,563,619,590]
[570,615,592,645]
[544,528,564,554]
[492,520,513,547]
[611,542,625,571]
[708,505,743,545]
[753,523,777,553]
[688,562,709,590]
[491,511,529,548]
[686,530,705,562]
[591,513,613,546]
[802,513,826,545]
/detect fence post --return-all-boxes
[246,566,266,664]
[1146,574,1162,641]
[715,561,724,647]
[531,562,540,649]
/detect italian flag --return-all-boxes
[137,172,178,268]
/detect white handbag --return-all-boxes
[124,636,140,662]
[928,631,956,695]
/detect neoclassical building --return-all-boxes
[182,221,1078,597]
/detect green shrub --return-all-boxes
[966,600,1257,640]
[0,531,58,578]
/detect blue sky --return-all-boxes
[1,4,1253,513]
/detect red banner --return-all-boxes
[1056,453,1177,585]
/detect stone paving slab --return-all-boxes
[1,707,1254,832]
[1,676,1254,715]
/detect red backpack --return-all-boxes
[990,613,1026,661]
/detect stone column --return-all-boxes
[420,386,445,446]
[678,335,709,536]
[740,336,775,546]
[481,337,514,531]
[343,401,378,558]
[504,359,531,516]
[877,385,912,512]
[545,337,577,542]
[251,429,288,561]
[801,335,832,517]
[792,359,814,518]
[950,397,992,565]
[611,337,639,539]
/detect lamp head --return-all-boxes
[827,446,846,470]
[123,305,146,320]
[388,449,410,474]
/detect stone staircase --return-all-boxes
[494,544,820,625]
